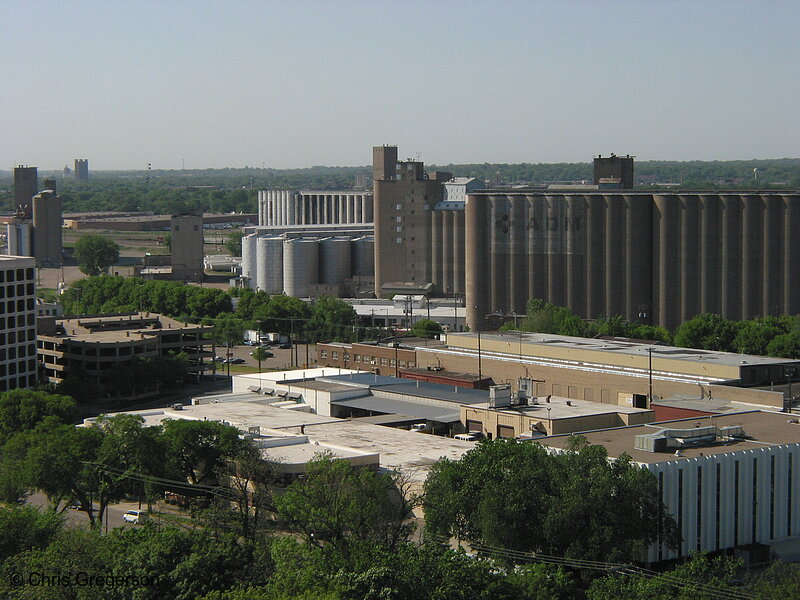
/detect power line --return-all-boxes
[424,534,756,600]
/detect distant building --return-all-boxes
[31,190,62,267]
[373,145,461,297]
[37,312,214,402]
[258,190,373,227]
[74,159,89,181]
[170,211,204,281]
[7,168,62,267]
[0,256,37,392]
[13,166,37,217]
[593,153,634,189]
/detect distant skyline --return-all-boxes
[3,1,799,170]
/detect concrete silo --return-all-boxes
[319,237,352,284]
[241,234,258,289]
[283,237,319,297]
[256,236,284,294]
[351,236,374,276]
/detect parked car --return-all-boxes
[250,350,274,358]
[228,357,245,364]
[278,342,292,349]
[213,355,225,363]
[122,510,148,524]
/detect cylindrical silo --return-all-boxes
[319,237,352,284]
[283,237,319,297]
[256,236,284,294]
[241,234,258,288]
[351,236,374,276]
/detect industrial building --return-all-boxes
[258,189,373,227]
[370,146,800,332]
[0,255,38,392]
[241,232,374,297]
[414,332,795,412]
[543,411,800,562]
[37,312,214,402]
[465,189,800,332]
[6,167,63,267]
[170,211,204,281]
[74,158,89,181]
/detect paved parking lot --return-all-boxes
[213,343,317,372]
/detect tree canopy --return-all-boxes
[73,234,121,276]
[423,437,678,563]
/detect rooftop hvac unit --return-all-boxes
[488,384,512,408]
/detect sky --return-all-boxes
[3,1,799,170]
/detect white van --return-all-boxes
[122,510,148,524]
[454,433,480,442]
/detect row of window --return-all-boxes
[0,327,36,346]
[0,373,38,392]
[0,282,35,298]
[2,298,35,313]
[0,358,37,377]
[319,349,414,369]
[0,343,37,362]
[0,314,36,329]
[0,267,34,283]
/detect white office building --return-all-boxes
[0,256,37,392]
[544,410,800,563]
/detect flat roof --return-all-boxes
[448,331,795,369]
[89,400,472,481]
[286,380,366,394]
[331,396,462,423]
[467,395,652,420]
[375,382,488,405]
[542,410,800,465]
[319,373,407,388]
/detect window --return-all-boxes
[332,351,339,359]
[396,226,402,232]
[396,216,402,223]
[320,350,328,359]
[396,237,402,244]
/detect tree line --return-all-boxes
[0,388,797,599]
[61,277,390,344]
[504,299,800,359]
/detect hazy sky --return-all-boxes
[3,1,799,170]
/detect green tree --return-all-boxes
[767,332,800,359]
[74,234,120,276]
[586,552,741,600]
[732,318,786,355]
[748,560,800,599]
[424,437,677,563]
[411,318,443,339]
[0,506,63,563]
[251,345,271,375]
[673,313,739,351]
[162,419,248,486]
[0,420,111,523]
[0,389,77,446]
[275,454,417,554]
[255,295,312,336]
[225,231,244,257]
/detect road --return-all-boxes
[27,492,159,533]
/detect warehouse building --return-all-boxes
[543,410,800,562]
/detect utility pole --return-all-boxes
[648,347,653,406]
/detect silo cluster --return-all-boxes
[241,233,374,297]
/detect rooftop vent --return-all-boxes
[635,424,745,453]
